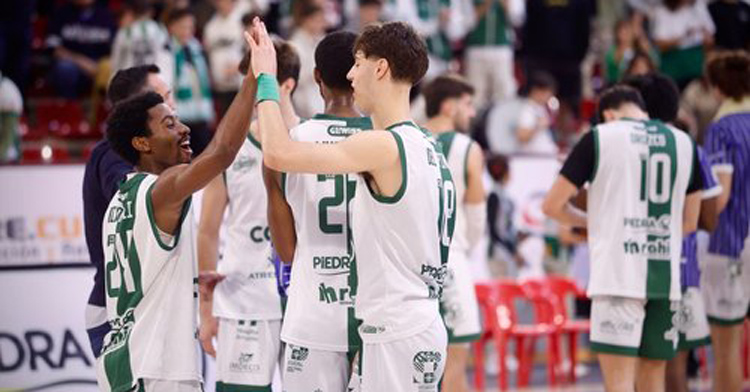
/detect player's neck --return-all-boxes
[136,159,168,176]
[370,85,412,130]
[324,94,360,118]
[423,115,454,135]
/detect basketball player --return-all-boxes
[260,30,373,392]
[83,64,172,358]
[542,85,702,392]
[622,73,720,392]
[196,39,301,391]
[421,74,485,392]
[95,62,257,391]
[247,19,455,391]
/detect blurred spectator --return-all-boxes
[680,75,720,143]
[0,72,22,163]
[464,0,523,109]
[46,0,116,98]
[110,0,173,86]
[289,0,327,118]
[522,0,596,135]
[203,0,250,118]
[486,153,522,277]
[357,0,384,29]
[387,0,472,81]
[708,0,750,51]
[167,8,214,157]
[484,72,559,156]
[621,49,657,79]
[650,0,714,90]
[0,0,34,91]
[603,17,655,84]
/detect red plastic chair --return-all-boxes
[473,280,560,391]
[518,279,564,385]
[537,276,590,383]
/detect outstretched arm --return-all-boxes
[150,72,257,234]
[246,20,399,176]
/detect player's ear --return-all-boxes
[280,77,296,94]
[314,68,322,86]
[132,136,151,154]
[375,58,389,80]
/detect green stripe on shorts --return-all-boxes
[707,315,746,326]
[216,382,271,391]
[590,342,639,357]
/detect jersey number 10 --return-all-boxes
[639,152,672,204]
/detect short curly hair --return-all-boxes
[106,92,164,166]
[315,30,358,92]
[354,22,428,85]
[707,50,750,102]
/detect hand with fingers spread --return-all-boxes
[244,18,277,78]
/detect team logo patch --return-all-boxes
[412,351,442,386]
[286,345,309,374]
[230,351,260,374]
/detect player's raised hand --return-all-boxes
[244,17,277,78]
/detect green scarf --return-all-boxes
[173,37,214,123]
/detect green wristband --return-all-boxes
[257,73,280,103]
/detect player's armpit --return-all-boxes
[263,129,400,175]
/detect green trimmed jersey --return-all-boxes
[466,0,511,47]
[281,114,373,352]
[588,119,695,300]
[213,135,282,321]
[352,122,456,343]
[96,173,200,391]
[436,131,472,253]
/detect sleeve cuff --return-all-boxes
[712,164,734,174]
[701,185,723,200]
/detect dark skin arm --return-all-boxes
[262,165,297,263]
[151,75,257,235]
[699,196,719,232]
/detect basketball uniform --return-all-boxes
[281,114,372,391]
[349,122,455,391]
[435,131,482,343]
[213,134,283,390]
[561,119,698,359]
[96,173,201,391]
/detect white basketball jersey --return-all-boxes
[97,173,200,391]
[281,114,373,351]
[213,136,282,320]
[436,131,472,254]
[587,119,695,300]
[352,121,456,343]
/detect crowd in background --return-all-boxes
[0,0,749,277]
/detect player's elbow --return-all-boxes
[208,144,236,169]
